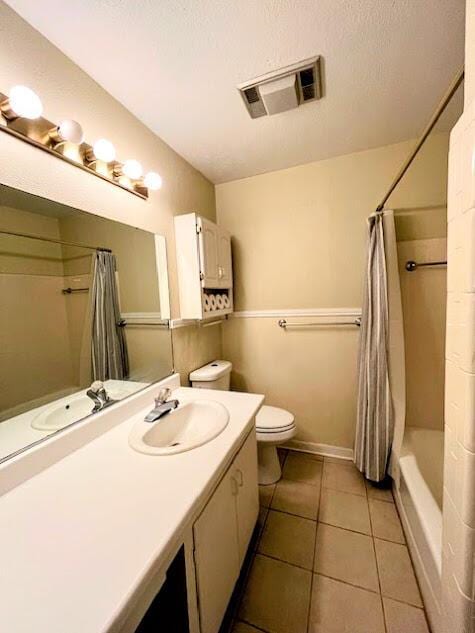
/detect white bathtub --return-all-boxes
[394,426,444,633]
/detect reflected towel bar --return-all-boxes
[405,260,447,272]
[62,287,89,294]
[278,318,361,329]
[117,319,168,328]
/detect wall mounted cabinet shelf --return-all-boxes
[175,213,234,320]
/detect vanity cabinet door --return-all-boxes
[217,229,233,289]
[193,469,240,633]
[233,431,259,566]
[197,217,219,288]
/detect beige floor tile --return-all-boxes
[231,622,263,633]
[259,483,275,508]
[239,554,312,633]
[375,539,423,607]
[309,574,385,633]
[314,523,379,591]
[282,452,323,486]
[258,509,316,569]
[383,598,429,633]
[323,461,366,496]
[271,479,320,520]
[369,498,405,543]
[319,489,371,534]
[366,479,394,503]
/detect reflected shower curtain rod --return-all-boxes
[376,67,464,213]
[0,229,111,253]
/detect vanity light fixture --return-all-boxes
[122,159,143,180]
[85,138,117,165]
[144,171,163,190]
[48,119,84,147]
[0,85,43,120]
[0,84,162,199]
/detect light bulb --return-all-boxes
[93,138,116,163]
[123,159,143,180]
[144,171,162,190]
[8,85,43,119]
[56,119,84,144]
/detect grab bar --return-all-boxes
[405,259,447,272]
[278,318,361,329]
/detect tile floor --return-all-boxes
[228,450,430,633]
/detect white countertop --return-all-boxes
[0,386,264,633]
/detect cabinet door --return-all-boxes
[217,229,233,289]
[233,431,259,567]
[197,217,219,288]
[193,470,240,633]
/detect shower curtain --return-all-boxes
[354,212,394,482]
[90,250,129,382]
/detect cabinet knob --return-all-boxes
[230,476,239,496]
[235,469,244,487]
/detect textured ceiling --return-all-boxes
[5,0,465,183]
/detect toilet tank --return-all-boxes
[189,360,232,390]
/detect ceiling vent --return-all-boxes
[238,56,322,119]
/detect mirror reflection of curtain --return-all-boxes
[90,250,129,381]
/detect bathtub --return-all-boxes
[394,426,444,633]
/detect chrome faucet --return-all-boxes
[86,380,116,413]
[144,388,179,423]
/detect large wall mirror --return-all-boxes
[0,184,174,462]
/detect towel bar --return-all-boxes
[278,318,361,329]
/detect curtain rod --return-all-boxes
[376,67,464,213]
[0,229,111,252]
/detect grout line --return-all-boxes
[238,617,271,633]
[257,551,314,574]
[367,487,388,633]
[307,456,324,632]
[317,518,408,544]
[265,506,317,523]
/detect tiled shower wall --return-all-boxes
[443,99,475,632]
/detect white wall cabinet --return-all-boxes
[193,431,258,633]
[175,213,233,320]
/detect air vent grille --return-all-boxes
[244,87,260,104]
[238,56,322,119]
[299,67,316,101]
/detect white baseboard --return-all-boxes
[283,439,353,461]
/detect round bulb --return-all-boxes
[93,138,116,163]
[144,171,162,190]
[123,159,143,180]
[57,119,84,144]
[8,85,43,119]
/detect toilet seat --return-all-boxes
[256,405,295,433]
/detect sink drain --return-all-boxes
[169,442,180,447]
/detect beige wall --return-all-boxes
[397,236,447,432]
[217,133,449,449]
[0,2,222,381]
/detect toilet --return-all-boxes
[189,360,296,485]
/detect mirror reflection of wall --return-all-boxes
[0,184,173,461]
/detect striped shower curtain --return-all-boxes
[354,213,393,482]
[90,250,129,381]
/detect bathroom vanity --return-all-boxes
[0,378,263,633]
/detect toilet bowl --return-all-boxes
[189,360,296,485]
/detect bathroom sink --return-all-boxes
[129,400,229,455]
[31,396,94,431]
